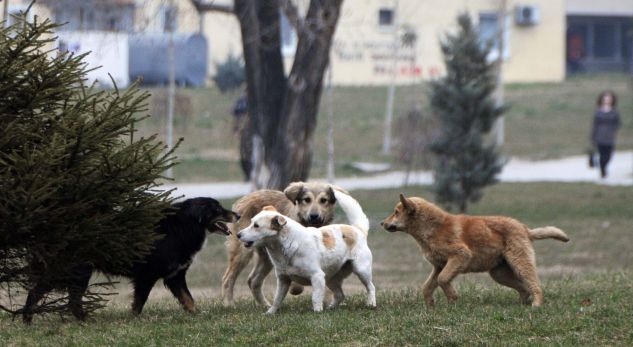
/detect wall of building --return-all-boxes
[329,0,565,85]
[567,0,633,16]
[201,9,242,75]
[200,0,566,85]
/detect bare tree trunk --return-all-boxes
[233,0,342,189]
[233,0,286,188]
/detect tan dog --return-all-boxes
[222,182,338,307]
[237,188,375,314]
[381,194,569,307]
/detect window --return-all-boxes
[379,8,394,27]
[162,5,178,32]
[593,23,616,58]
[479,12,510,60]
[279,12,297,56]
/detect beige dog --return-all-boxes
[381,194,569,307]
[222,182,338,307]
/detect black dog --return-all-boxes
[23,197,239,323]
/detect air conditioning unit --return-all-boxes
[515,5,540,26]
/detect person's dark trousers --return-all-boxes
[597,144,614,178]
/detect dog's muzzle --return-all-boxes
[211,221,230,235]
[381,221,398,233]
[306,214,323,227]
[237,232,254,248]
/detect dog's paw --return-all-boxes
[265,309,276,315]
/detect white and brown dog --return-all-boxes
[222,182,339,307]
[237,189,376,314]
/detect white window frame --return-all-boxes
[479,12,511,61]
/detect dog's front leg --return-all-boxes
[437,253,470,304]
[248,247,274,307]
[422,266,441,308]
[310,272,326,312]
[266,275,291,314]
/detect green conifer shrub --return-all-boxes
[430,13,507,212]
[0,10,178,318]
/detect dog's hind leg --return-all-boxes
[222,237,254,307]
[326,263,352,309]
[351,258,376,308]
[325,280,345,309]
[247,247,273,307]
[422,266,441,308]
[165,270,195,313]
[22,283,52,324]
[132,276,159,315]
[503,240,543,307]
[489,263,531,305]
[67,267,92,321]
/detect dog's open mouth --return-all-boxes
[212,221,231,235]
[243,241,254,248]
[384,225,398,232]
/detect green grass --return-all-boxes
[3,182,633,345]
[138,74,633,182]
[2,275,633,346]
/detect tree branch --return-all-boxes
[189,0,234,14]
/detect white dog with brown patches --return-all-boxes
[237,189,376,314]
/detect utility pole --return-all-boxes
[495,0,507,146]
[326,59,335,183]
[3,0,9,28]
[382,0,400,154]
[165,0,176,179]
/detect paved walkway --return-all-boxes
[164,151,633,200]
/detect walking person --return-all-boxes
[590,90,621,178]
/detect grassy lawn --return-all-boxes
[2,275,632,346]
[3,182,632,345]
[138,74,633,182]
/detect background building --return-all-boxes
[2,0,631,86]
[203,0,567,85]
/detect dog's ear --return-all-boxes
[284,182,304,203]
[327,185,348,204]
[271,215,287,231]
[329,184,349,195]
[181,200,208,224]
[399,193,413,213]
[262,205,277,212]
[327,186,337,203]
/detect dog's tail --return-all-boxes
[333,188,369,235]
[528,226,569,242]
